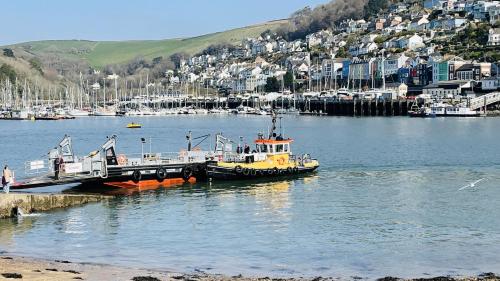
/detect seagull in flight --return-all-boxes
[458,178,485,191]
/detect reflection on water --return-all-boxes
[1,116,500,278]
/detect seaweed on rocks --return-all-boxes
[1,273,22,279]
[132,277,161,281]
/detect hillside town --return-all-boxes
[174,0,499,100]
[0,0,499,118]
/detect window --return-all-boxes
[284,144,289,152]
[258,144,268,153]
[276,144,284,153]
[269,145,274,153]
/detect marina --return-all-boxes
[2,90,499,119]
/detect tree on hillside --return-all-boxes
[284,71,294,90]
[265,77,280,92]
[0,64,17,84]
[29,58,44,75]
[2,48,14,58]
[278,0,368,40]
[170,52,189,69]
[364,0,389,19]
[199,43,235,56]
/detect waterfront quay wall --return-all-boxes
[179,99,419,117]
[0,193,109,218]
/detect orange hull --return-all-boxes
[103,177,196,195]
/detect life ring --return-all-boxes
[234,165,243,174]
[132,170,142,183]
[277,157,285,165]
[182,166,193,181]
[117,154,127,166]
[156,168,167,182]
[242,168,250,176]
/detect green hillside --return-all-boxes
[8,20,286,69]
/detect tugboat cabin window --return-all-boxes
[284,144,289,152]
[276,144,284,153]
[258,144,268,153]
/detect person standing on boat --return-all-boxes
[54,156,63,180]
[2,165,13,193]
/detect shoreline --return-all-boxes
[0,254,498,281]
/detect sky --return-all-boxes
[0,0,327,45]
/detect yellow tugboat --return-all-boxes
[206,112,319,180]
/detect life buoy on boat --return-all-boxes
[234,165,243,174]
[182,166,193,181]
[132,170,142,183]
[242,168,250,176]
[156,168,167,182]
[277,157,285,166]
[117,154,127,166]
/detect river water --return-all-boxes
[0,116,499,278]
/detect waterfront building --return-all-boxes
[423,80,471,98]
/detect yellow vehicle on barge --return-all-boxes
[206,112,319,180]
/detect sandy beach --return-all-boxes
[0,255,499,281]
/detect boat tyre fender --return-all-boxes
[182,166,193,181]
[266,169,274,175]
[273,167,279,175]
[286,167,293,174]
[234,165,243,174]
[293,167,299,174]
[242,168,250,176]
[156,168,167,182]
[132,170,142,183]
[250,169,257,176]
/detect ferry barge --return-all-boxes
[206,113,319,180]
[13,135,208,190]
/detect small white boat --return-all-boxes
[94,107,117,116]
[195,108,209,115]
[68,109,90,117]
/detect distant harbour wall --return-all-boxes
[0,193,109,218]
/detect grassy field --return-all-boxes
[8,20,287,68]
